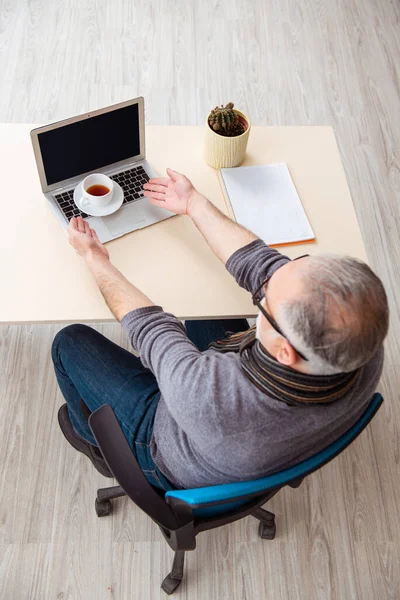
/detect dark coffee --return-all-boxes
[86,184,110,196]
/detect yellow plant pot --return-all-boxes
[204,109,251,169]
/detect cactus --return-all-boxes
[208,102,245,137]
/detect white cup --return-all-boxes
[82,173,114,207]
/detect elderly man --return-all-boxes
[52,169,389,490]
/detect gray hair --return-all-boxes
[277,255,389,375]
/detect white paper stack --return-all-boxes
[219,163,315,246]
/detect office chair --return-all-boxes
[88,392,383,595]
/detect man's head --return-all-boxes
[255,255,389,375]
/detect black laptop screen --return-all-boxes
[38,103,140,186]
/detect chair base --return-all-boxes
[95,485,126,517]
[252,507,276,540]
[258,520,276,540]
[93,485,277,592]
[161,551,185,595]
[95,498,112,517]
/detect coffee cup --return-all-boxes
[82,173,114,207]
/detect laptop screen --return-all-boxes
[38,103,140,186]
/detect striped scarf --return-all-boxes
[208,326,360,406]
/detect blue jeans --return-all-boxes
[52,318,249,490]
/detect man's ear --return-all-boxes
[276,339,298,367]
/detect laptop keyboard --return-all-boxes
[53,165,150,222]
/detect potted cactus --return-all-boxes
[204,102,251,169]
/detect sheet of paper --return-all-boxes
[220,163,315,245]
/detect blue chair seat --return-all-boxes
[165,392,382,517]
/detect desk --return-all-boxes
[0,124,367,324]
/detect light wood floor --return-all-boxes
[1,0,399,598]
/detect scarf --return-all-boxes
[208,326,360,406]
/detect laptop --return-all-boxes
[30,97,175,243]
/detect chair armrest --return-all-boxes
[89,404,179,530]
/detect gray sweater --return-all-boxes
[121,240,383,489]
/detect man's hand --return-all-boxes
[143,168,200,216]
[67,218,153,320]
[144,166,256,266]
[67,216,110,261]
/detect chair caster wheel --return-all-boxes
[95,498,112,517]
[161,574,183,595]
[258,521,276,540]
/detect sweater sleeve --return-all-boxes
[225,239,290,293]
[120,306,234,440]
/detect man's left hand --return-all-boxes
[67,217,110,261]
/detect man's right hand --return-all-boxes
[143,168,200,216]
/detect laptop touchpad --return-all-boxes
[103,204,147,236]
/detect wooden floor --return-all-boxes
[1,0,399,598]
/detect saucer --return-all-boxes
[74,181,124,217]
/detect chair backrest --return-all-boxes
[165,392,383,518]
